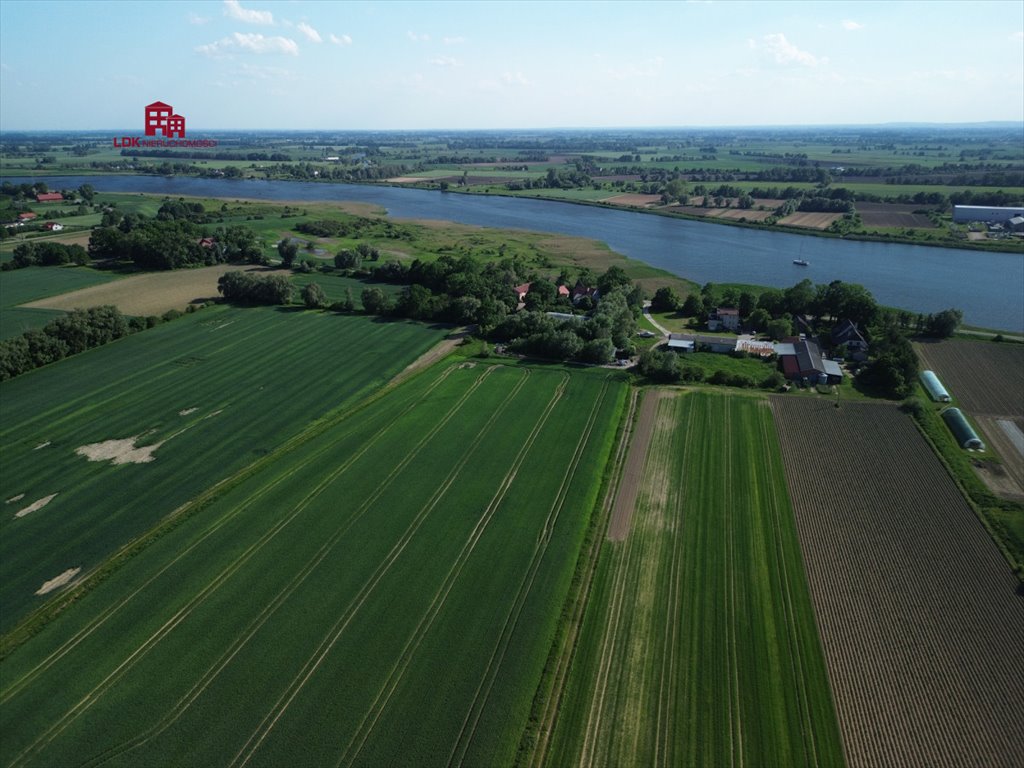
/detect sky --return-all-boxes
[1,0,1022,131]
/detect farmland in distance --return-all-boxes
[771,398,1024,768]
[0,362,626,767]
[0,305,445,633]
[541,390,843,768]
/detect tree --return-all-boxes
[767,317,792,341]
[334,249,360,270]
[651,286,680,313]
[301,282,327,309]
[748,308,771,332]
[925,308,963,338]
[277,239,298,268]
[681,294,702,317]
[360,286,392,315]
[738,291,756,318]
[784,279,815,316]
[597,266,631,297]
[524,278,557,311]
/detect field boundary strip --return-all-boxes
[334,372,571,767]
[445,377,611,768]
[73,369,525,768]
[521,386,640,768]
[3,364,477,767]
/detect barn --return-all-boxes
[952,205,1024,224]
[941,407,985,450]
[920,370,951,402]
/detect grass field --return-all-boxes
[0,266,119,339]
[540,390,843,768]
[771,398,1024,768]
[0,362,626,767]
[0,305,446,633]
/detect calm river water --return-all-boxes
[9,175,1023,331]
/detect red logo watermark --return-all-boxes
[113,100,217,148]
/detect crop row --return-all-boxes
[771,397,1024,768]
[0,362,626,767]
[0,305,445,632]
[544,391,843,767]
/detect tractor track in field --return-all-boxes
[6,364,480,768]
[222,366,502,768]
[330,369,552,767]
[523,386,639,768]
[446,378,610,768]
[0,363,460,706]
[607,389,662,542]
[79,367,524,768]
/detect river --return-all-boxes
[8,175,1023,331]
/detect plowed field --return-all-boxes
[915,340,1024,418]
[771,397,1024,768]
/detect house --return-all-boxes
[17,212,37,221]
[557,284,571,298]
[667,333,735,353]
[198,237,216,249]
[707,307,740,332]
[35,192,63,203]
[831,319,869,361]
[571,280,599,305]
[514,282,532,302]
[778,339,843,384]
[1008,216,1024,233]
[42,222,64,231]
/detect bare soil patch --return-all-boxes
[179,407,198,416]
[777,211,843,230]
[601,193,662,207]
[385,176,427,184]
[5,494,25,504]
[607,390,662,541]
[436,175,527,186]
[15,493,57,518]
[384,331,465,391]
[22,264,289,318]
[859,211,936,228]
[974,416,1024,499]
[35,567,81,596]
[76,435,163,465]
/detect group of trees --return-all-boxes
[0,306,133,380]
[3,241,89,270]
[88,217,263,270]
[217,271,294,305]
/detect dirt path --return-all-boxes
[607,390,662,541]
[641,303,671,337]
[384,328,469,390]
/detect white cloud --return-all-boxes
[501,71,530,86]
[297,22,322,43]
[443,36,466,45]
[407,31,430,42]
[841,20,864,31]
[751,33,824,67]
[428,56,461,67]
[223,0,273,26]
[188,12,210,25]
[197,32,299,57]
[330,33,353,46]
[1011,31,1024,42]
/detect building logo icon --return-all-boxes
[144,101,186,138]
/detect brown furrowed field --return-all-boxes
[777,211,844,229]
[856,202,937,228]
[21,265,289,317]
[770,397,1024,768]
[915,340,1024,418]
[600,193,662,207]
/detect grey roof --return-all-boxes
[773,343,796,356]
[831,319,867,346]
[822,359,843,378]
[669,333,735,347]
[795,339,824,374]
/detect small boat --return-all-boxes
[792,258,809,266]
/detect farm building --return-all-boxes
[831,319,869,361]
[1008,216,1024,233]
[920,370,951,402]
[952,205,1024,224]
[667,333,735,353]
[708,307,740,331]
[17,212,37,221]
[778,339,843,384]
[941,407,985,450]
[35,192,64,203]
[735,338,776,357]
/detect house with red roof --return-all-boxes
[35,193,64,203]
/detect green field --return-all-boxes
[0,362,626,767]
[0,266,118,339]
[542,390,843,767]
[0,305,446,632]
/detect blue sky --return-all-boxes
[1,0,1022,130]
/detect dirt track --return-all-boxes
[607,389,662,541]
